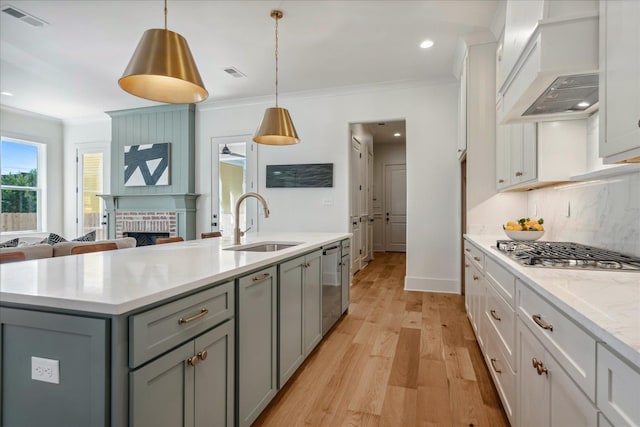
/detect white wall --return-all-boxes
[196,82,460,292]
[0,106,64,237]
[62,116,111,237]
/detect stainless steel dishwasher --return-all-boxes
[322,243,342,335]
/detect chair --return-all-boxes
[201,232,222,239]
[0,251,26,264]
[71,242,118,255]
[155,237,184,245]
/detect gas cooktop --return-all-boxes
[495,240,640,271]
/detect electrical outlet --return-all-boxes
[31,356,60,384]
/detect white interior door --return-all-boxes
[76,143,110,240]
[384,164,406,252]
[211,135,258,236]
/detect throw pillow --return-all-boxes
[72,230,96,242]
[0,238,20,248]
[43,233,67,245]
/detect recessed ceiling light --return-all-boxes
[577,101,590,108]
[1,91,13,96]
[420,39,434,49]
[394,133,401,137]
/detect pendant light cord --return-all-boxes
[164,0,168,30]
[274,14,279,107]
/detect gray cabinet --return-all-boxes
[130,319,234,427]
[0,308,108,427]
[278,250,323,387]
[237,266,278,427]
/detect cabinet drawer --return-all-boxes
[484,325,516,425]
[130,281,234,368]
[596,344,640,427]
[485,280,516,370]
[464,240,484,272]
[485,256,515,307]
[517,280,596,401]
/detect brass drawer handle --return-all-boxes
[536,361,548,376]
[187,356,199,367]
[490,358,501,373]
[532,314,553,331]
[465,263,470,267]
[498,179,505,183]
[490,309,501,321]
[465,248,471,252]
[473,256,481,261]
[515,171,523,177]
[197,351,208,361]
[178,308,209,325]
[252,273,271,282]
[473,275,480,281]
[532,358,539,369]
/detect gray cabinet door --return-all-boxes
[303,250,323,355]
[130,341,195,427]
[194,320,234,427]
[0,308,108,427]
[238,266,277,427]
[341,253,351,313]
[278,256,305,387]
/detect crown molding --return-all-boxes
[1,104,62,123]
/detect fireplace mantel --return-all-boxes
[98,193,200,240]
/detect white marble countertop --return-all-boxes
[465,234,640,369]
[0,232,350,316]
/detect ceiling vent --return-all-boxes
[223,67,246,78]
[2,4,48,27]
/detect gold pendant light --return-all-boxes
[119,0,208,104]
[253,10,300,145]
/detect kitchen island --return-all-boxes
[464,234,640,427]
[0,232,350,427]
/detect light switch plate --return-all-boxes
[31,356,60,384]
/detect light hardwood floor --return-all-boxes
[254,252,509,427]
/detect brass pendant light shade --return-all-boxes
[253,10,300,145]
[119,1,208,104]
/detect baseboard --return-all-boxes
[404,276,460,294]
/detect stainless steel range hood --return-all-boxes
[498,13,599,124]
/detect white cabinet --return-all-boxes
[596,343,640,427]
[458,52,468,158]
[496,120,587,191]
[517,318,598,427]
[599,0,640,164]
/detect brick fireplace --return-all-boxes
[115,211,177,238]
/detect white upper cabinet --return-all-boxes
[497,120,587,191]
[599,0,640,164]
[457,52,469,159]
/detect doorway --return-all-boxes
[76,143,110,240]
[384,163,407,252]
[211,136,258,236]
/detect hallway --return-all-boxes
[254,252,509,426]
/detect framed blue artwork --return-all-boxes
[124,143,170,186]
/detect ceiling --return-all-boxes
[0,0,498,121]
[363,121,406,145]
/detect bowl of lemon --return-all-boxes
[503,218,545,241]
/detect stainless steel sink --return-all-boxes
[224,242,301,252]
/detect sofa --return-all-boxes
[0,237,137,261]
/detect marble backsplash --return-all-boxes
[527,171,640,257]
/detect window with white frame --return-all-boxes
[0,137,46,232]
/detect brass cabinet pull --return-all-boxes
[532,314,553,331]
[536,362,549,376]
[465,248,471,252]
[490,309,501,321]
[473,256,481,261]
[178,308,209,325]
[187,356,199,367]
[197,351,208,361]
[465,264,470,267]
[532,358,539,368]
[473,275,480,281]
[490,358,501,373]
[515,171,523,177]
[498,179,505,183]
[252,273,271,282]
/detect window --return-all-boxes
[1,137,46,232]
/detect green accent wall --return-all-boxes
[107,104,195,195]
